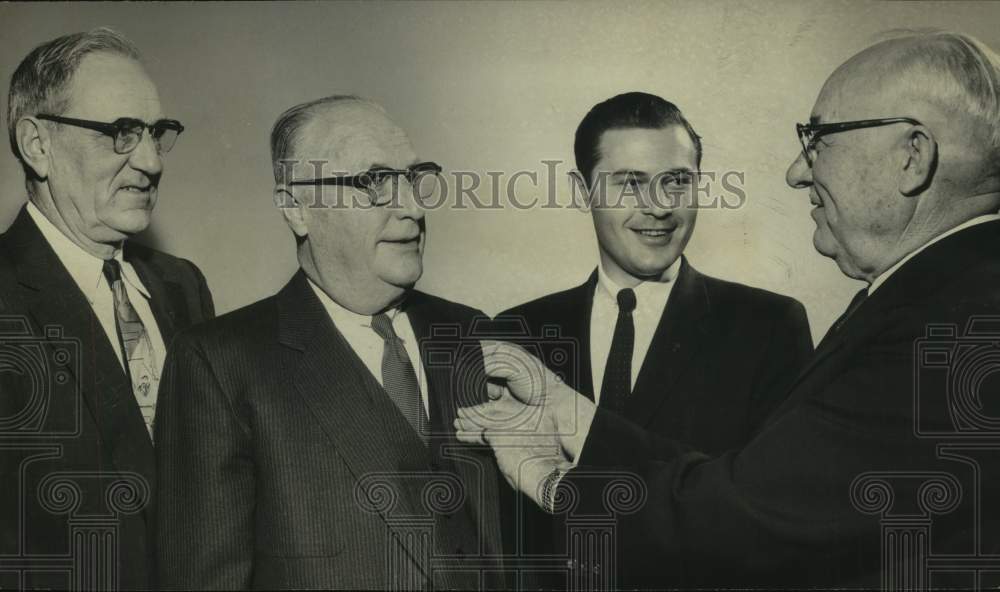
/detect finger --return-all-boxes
[457,403,497,420]
[486,382,505,401]
[455,416,482,433]
[456,422,485,444]
[456,430,481,444]
[480,341,535,380]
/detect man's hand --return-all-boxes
[455,384,571,508]
[453,340,598,508]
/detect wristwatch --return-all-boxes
[541,467,565,513]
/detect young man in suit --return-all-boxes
[462,32,1000,589]
[495,91,813,589]
[155,96,506,590]
[0,29,214,590]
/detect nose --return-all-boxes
[128,129,164,177]
[785,151,812,189]
[640,184,680,217]
[393,178,425,222]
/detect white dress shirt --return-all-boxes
[868,213,1000,294]
[27,202,167,375]
[589,258,681,404]
[308,280,430,415]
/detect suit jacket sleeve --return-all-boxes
[562,312,916,582]
[747,298,813,430]
[155,333,253,589]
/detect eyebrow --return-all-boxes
[610,167,692,177]
[610,170,649,179]
[366,160,420,171]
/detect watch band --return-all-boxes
[541,466,564,513]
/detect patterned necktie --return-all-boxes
[102,259,159,437]
[371,312,428,444]
[599,288,636,415]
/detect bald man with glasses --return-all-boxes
[0,28,213,590]
[458,31,1000,589]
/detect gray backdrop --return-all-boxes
[2,0,998,342]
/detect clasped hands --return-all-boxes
[453,340,597,510]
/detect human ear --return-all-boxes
[15,117,51,179]
[899,125,937,196]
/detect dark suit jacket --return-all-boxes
[562,221,1000,589]
[497,257,813,588]
[155,270,507,590]
[0,205,214,591]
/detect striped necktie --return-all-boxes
[371,312,428,444]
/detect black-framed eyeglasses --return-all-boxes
[796,117,922,166]
[287,161,443,206]
[36,114,185,155]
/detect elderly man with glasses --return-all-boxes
[0,28,214,590]
[457,31,1000,589]
[155,95,507,590]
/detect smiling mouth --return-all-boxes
[632,228,673,238]
[120,185,153,193]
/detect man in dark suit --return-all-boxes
[459,32,1000,589]
[0,29,214,590]
[155,96,505,590]
[495,92,812,589]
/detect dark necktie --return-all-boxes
[371,312,428,444]
[818,287,869,348]
[599,288,636,415]
[102,259,159,437]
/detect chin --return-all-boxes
[812,230,839,260]
[382,264,423,289]
[639,252,683,277]
[107,213,152,236]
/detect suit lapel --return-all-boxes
[567,273,597,399]
[766,220,1000,426]
[1,208,156,519]
[281,272,433,575]
[127,252,184,347]
[625,258,715,426]
[406,296,505,559]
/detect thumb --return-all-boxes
[481,340,552,405]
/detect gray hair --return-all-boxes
[878,31,1000,159]
[269,94,383,183]
[6,27,141,166]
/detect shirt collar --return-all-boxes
[27,201,151,299]
[306,278,402,329]
[869,213,1000,294]
[595,256,681,311]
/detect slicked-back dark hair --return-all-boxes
[574,91,702,186]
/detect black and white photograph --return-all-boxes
[1,1,1000,590]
